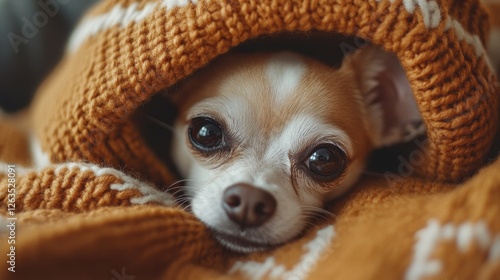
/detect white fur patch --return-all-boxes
[188,156,306,251]
[265,52,307,105]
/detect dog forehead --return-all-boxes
[224,54,337,119]
[264,52,308,105]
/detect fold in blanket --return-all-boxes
[0,0,499,279]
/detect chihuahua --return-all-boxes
[168,45,422,253]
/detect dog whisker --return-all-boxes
[175,194,192,201]
[163,179,198,192]
[300,206,335,217]
[175,198,192,212]
[169,187,188,197]
[139,111,176,133]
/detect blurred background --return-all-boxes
[0,0,100,113]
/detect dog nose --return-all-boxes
[223,183,277,229]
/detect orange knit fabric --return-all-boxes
[31,0,498,183]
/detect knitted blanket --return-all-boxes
[1,0,499,279]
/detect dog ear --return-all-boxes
[341,45,425,147]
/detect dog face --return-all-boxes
[169,47,420,252]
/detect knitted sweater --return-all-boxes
[0,0,499,279]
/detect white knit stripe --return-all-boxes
[68,0,491,71]
[405,220,443,280]
[68,3,156,52]
[444,17,495,71]
[68,0,197,52]
[51,162,175,206]
[229,225,336,280]
[0,161,174,206]
[162,0,197,9]
[377,0,441,28]
[405,219,500,280]
[29,134,51,169]
[282,225,336,279]
[376,0,494,72]
[402,0,441,28]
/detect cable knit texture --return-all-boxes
[0,0,499,279]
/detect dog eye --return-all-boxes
[304,144,346,179]
[189,117,224,150]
